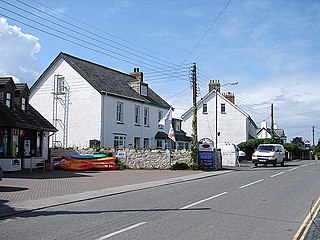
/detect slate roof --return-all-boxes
[32,52,170,108]
[257,127,286,139]
[0,77,57,132]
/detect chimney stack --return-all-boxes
[209,80,220,93]
[130,67,143,82]
[222,92,235,104]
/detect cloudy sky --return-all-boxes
[0,0,319,143]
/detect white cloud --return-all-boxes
[0,18,41,86]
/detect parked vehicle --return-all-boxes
[218,142,240,166]
[0,162,3,181]
[238,150,246,162]
[252,144,285,167]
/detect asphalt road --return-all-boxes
[0,160,319,240]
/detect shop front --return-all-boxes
[0,77,57,172]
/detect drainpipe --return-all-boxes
[101,91,106,147]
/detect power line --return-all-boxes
[0,1,184,73]
[29,0,180,64]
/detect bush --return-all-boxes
[114,158,127,170]
[169,162,190,170]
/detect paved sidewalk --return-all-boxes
[0,168,232,218]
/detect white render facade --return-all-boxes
[30,53,170,149]
[181,89,257,146]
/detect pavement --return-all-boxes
[0,167,235,219]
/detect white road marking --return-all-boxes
[96,222,147,240]
[239,179,264,189]
[301,164,308,167]
[270,172,284,178]
[180,192,228,210]
[310,162,316,165]
[288,166,299,171]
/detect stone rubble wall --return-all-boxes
[119,149,192,169]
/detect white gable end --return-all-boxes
[30,58,101,148]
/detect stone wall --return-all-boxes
[119,149,192,169]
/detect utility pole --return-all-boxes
[312,126,315,146]
[271,103,275,142]
[191,63,198,164]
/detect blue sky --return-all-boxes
[0,0,319,143]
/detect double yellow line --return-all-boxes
[293,196,320,239]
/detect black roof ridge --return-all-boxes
[59,52,137,80]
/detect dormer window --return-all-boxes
[21,97,26,111]
[141,84,148,96]
[6,92,12,108]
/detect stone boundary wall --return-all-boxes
[119,149,192,169]
[50,148,192,170]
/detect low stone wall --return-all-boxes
[119,149,192,169]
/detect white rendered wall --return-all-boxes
[30,59,101,148]
[102,95,169,148]
[182,93,253,145]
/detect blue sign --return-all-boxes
[198,151,214,169]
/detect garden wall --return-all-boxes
[119,149,192,169]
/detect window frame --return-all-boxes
[203,103,208,114]
[116,102,124,123]
[6,92,12,108]
[143,107,149,127]
[134,105,140,126]
[143,138,149,148]
[221,103,226,113]
[158,110,163,129]
[21,97,26,111]
[114,135,126,149]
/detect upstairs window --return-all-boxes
[203,103,208,114]
[144,107,149,127]
[116,102,124,123]
[134,105,140,125]
[158,110,163,129]
[175,121,181,131]
[221,103,226,113]
[6,92,12,108]
[21,97,26,111]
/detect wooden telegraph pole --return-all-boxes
[191,63,198,164]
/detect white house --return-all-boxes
[30,52,171,149]
[181,80,257,146]
[257,121,287,143]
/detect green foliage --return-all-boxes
[169,162,190,170]
[98,151,113,157]
[114,158,127,170]
[291,137,304,147]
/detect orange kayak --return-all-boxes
[91,162,118,170]
[59,159,93,171]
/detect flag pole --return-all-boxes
[170,139,173,165]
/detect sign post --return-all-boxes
[198,138,214,170]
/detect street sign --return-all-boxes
[198,138,214,170]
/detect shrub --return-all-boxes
[169,162,190,170]
[114,158,127,170]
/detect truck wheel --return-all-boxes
[254,163,258,167]
[281,159,284,167]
